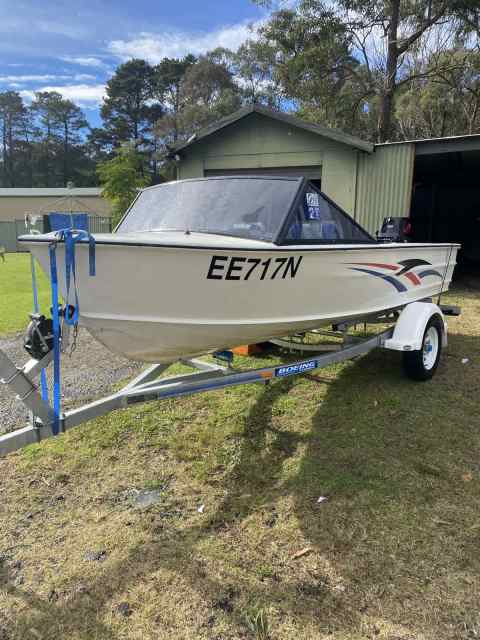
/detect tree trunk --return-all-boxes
[173,86,180,142]
[45,121,51,188]
[64,121,69,186]
[1,111,8,187]
[440,107,447,138]
[7,115,15,186]
[1,118,6,188]
[378,0,401,142]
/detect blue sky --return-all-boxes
[0,0,265,127]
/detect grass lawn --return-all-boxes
[0,253,50,336]
[0,257,479,639]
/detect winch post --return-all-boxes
[0,349,53,428]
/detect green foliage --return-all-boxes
[244,605,270,639]
[155,55,242,146]
[256,0,480,141]
[101,59,158,143]
[396,47,480,139]
[223,40,282,107]
[0,89,94,188]
[97,144,148,226]
[0,253,49,336]
[0,91,28,187]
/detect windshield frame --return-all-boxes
[275,181,376,245]
[114,175,304,242]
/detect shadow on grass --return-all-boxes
[7,332,480,639]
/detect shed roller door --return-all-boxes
[204,165,322,180]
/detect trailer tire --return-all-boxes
[402,315,443,381]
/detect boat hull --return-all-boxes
[24,241,458,362]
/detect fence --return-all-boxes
[0,216,112,253]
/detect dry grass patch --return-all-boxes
[0,284,479,639]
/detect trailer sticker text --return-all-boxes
[207,255,303,281]
[276,360,318,377]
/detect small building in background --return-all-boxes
[173,104,480,268]
[0,187,112,252]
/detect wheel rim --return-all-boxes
[423,326,439,370]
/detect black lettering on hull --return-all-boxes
[206,254,304,281]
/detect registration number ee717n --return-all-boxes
[206,255,303,281]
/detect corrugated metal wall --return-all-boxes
[0,222,19,252]
[355,143,415,234]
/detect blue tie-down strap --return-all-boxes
[48,228,96,435]
[55,228,96,325]
[30,254,49,404]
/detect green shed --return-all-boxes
[172,104,415,236]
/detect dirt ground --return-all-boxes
[0,329,141,434]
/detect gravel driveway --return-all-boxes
[0,329,142,434]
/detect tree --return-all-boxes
[257,3,371,134]
[255,0,480,141]
[344,0,480,141]
[51,98,88,185]
[0,91,28,187]
[31,91,63,187]
[396,48,480,139]
[31,91,92,187]
[155,55,242,159]
[153,55,196,143]
[101,59,158,144]
[225,40,281,106]
[0,90,95,187]
[97,144,148,225]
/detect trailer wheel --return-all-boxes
[402,316,443,381]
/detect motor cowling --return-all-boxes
[24,314,55,360]
[377,217,412,243]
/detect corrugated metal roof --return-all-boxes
[173,104,374,154]
[0,188,102,197]
[376,132,480,146]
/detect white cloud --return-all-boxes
[35,20,87,39]
[73,73,98,82]
[108,21,261,64]
[0,74,71,83]
[20,84,106,108]
[60,56,108,68]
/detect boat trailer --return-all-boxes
[0,300,460,458]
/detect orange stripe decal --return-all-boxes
[351,262,398,271]
[405,272,421,285]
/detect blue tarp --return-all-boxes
[47,212,89,232]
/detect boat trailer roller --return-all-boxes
[0,300,460,458]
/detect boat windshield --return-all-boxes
[116,177,300,242]
[282,186,374,244]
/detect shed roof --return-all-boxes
[377,132,480,146]
[172,104,374,154]
[376,132,480,155]
[0,188,103,197]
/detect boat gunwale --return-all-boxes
[18,235,461,253]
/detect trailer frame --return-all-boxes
[0,301,460,458]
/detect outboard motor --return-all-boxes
[377,217,412,243]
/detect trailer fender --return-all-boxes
[383,302,446,352]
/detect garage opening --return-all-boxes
[204,166,322,191]
[410,144,480,275]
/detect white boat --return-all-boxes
[19,176,459,363]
